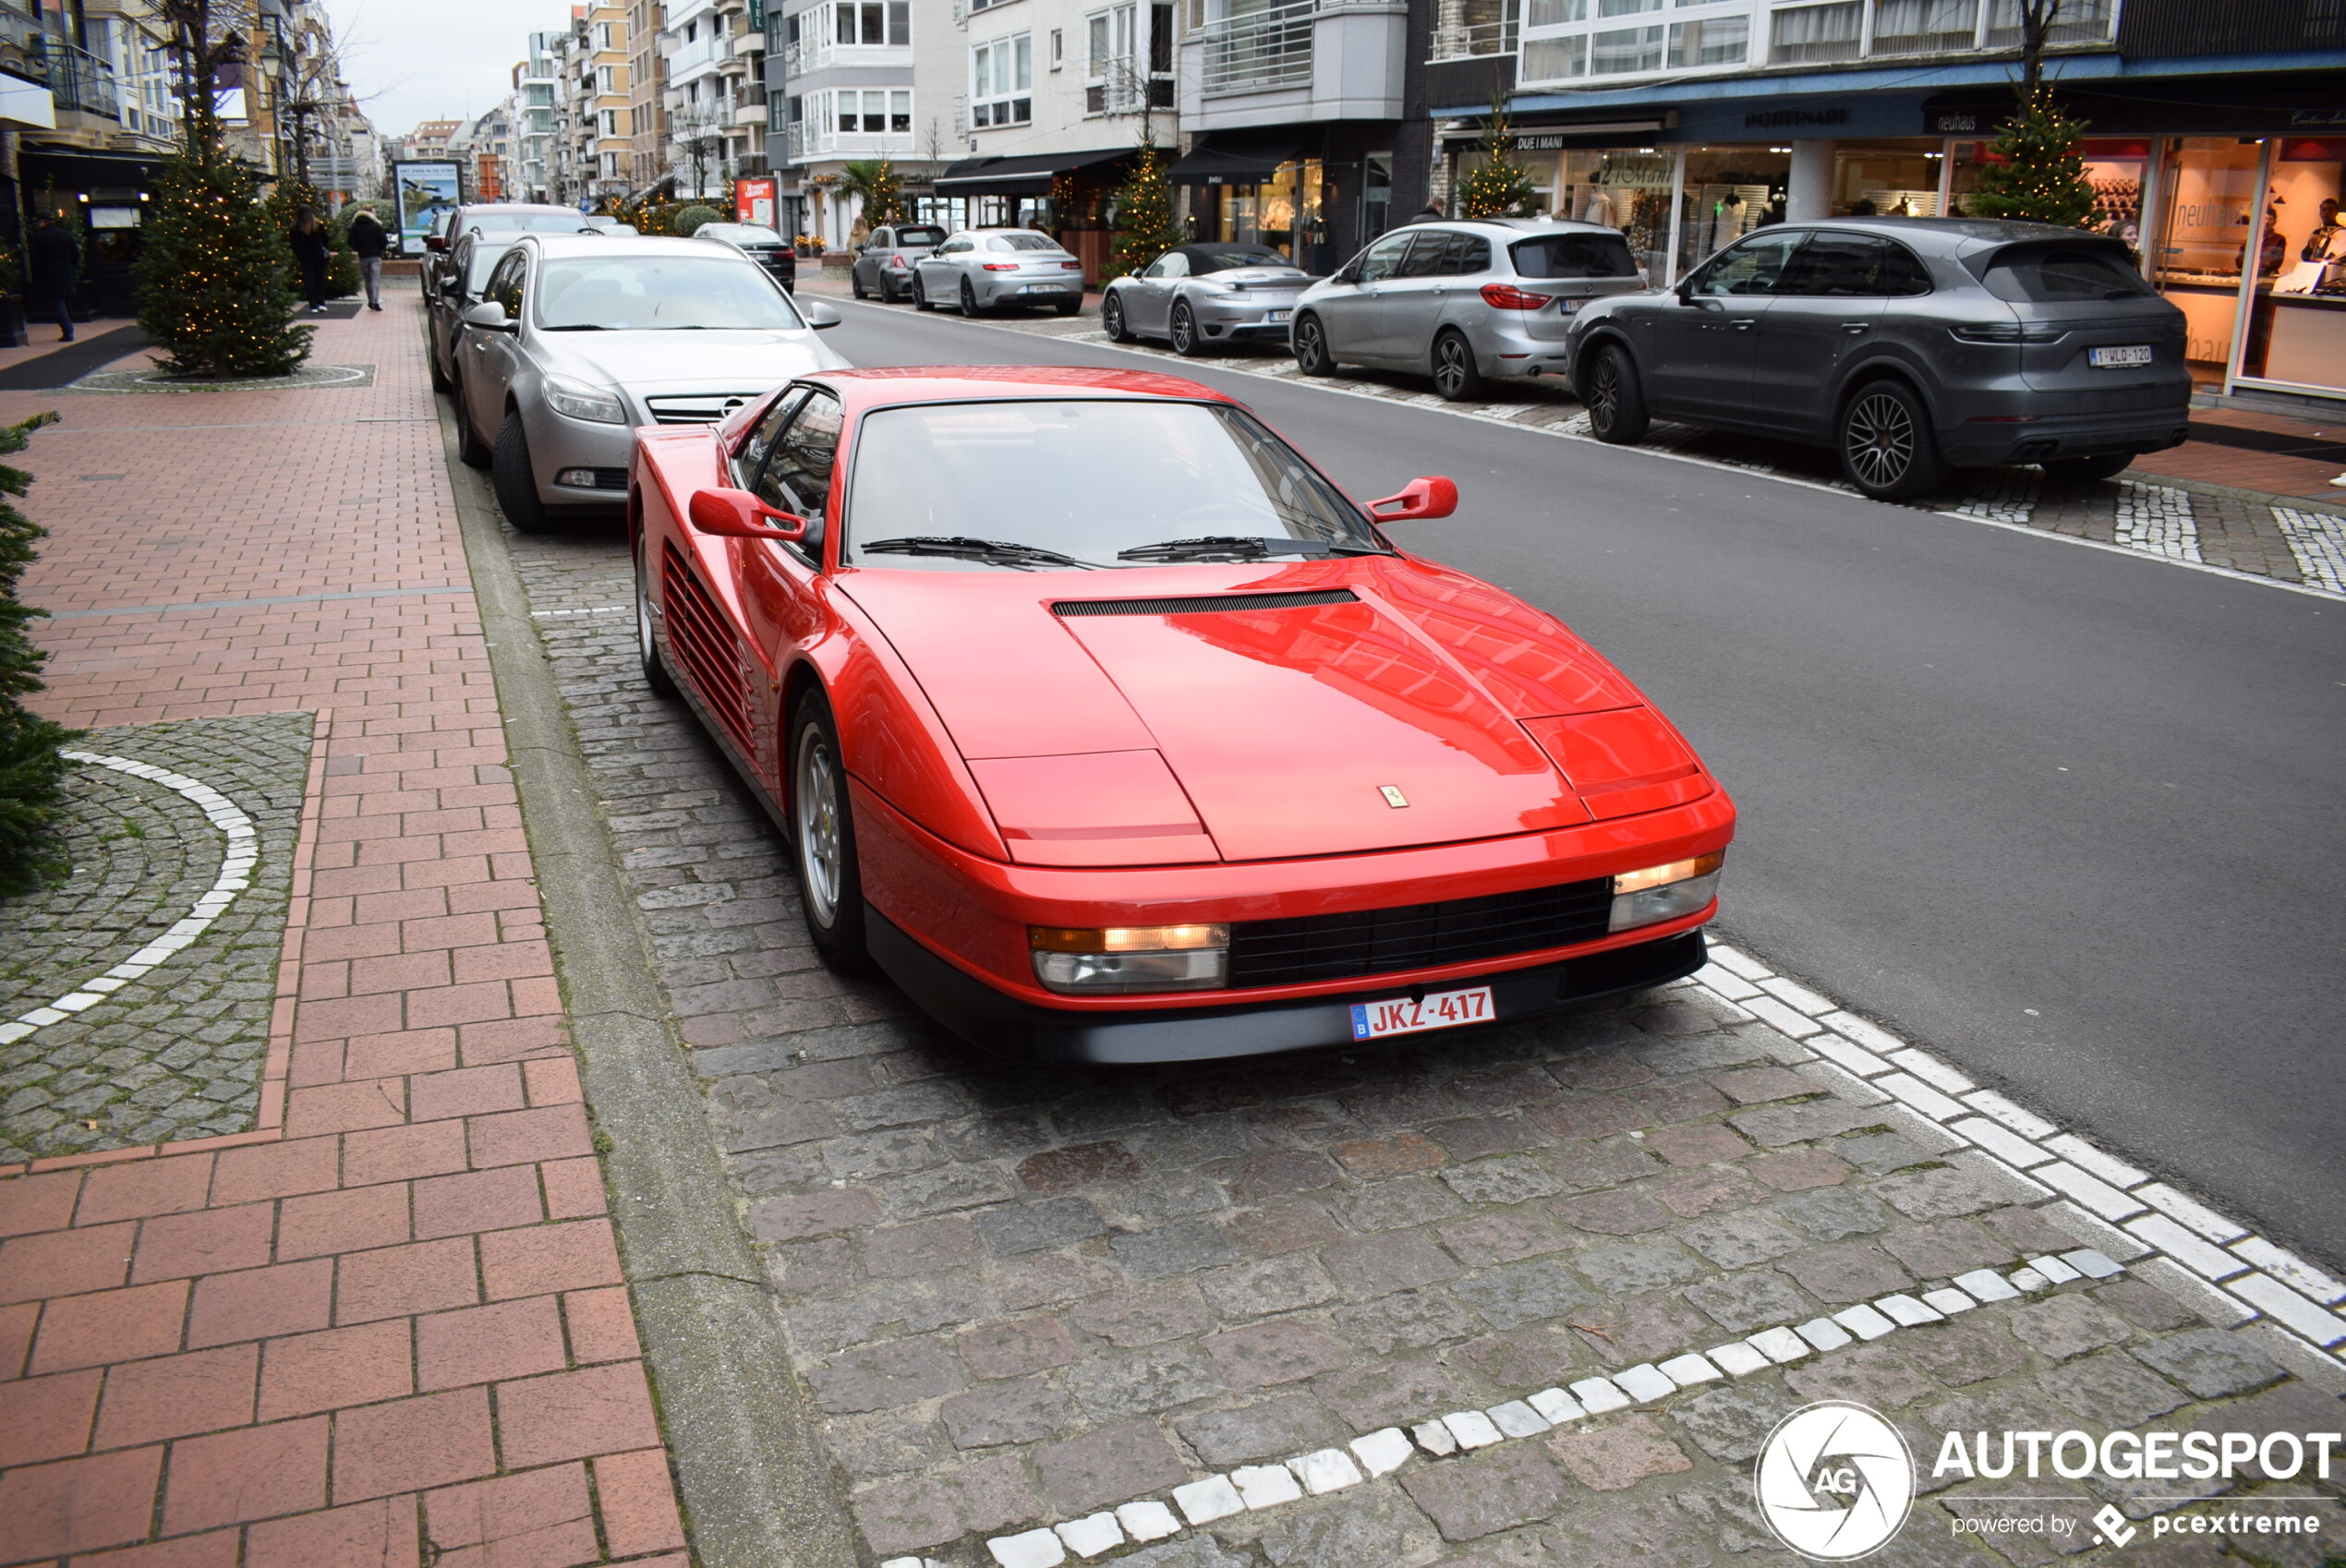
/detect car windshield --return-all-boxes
[844,401,1386,571]
[1979,242,2153,302]
[468,212,594,234]
[1510,233,1638,279]
[991,234,1061,251]
[536,257,805,330]
[896,225,947,247]
[1195,247,1290,272]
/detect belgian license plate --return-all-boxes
[2090,344,2153,368]
[1262,308,1291,323]
[1349,985,1494,1041]
[1027,283,1070,294]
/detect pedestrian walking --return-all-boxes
[290,205,330,315]
[28,214,78,343]
[346,203,387,311]
[1410,200,1445,223]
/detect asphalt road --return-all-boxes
[818,299,2346,1273]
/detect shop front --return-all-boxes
[18,147,165,318]
[933,148,1137,283]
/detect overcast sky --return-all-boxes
[318,0,563,141]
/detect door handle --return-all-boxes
[1733,320,1755,331]
[1842,322,1871,333]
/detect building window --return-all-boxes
[1768,0,1861,62]
[970,0,1012,11]
[833,0,911,45]
[1667,13,1747,63]
[1519,32,1586,77]
[1085,5,1135,112]
[1589,22,1663,70]
[1050,27,1063,66]
[971,34,1032,127]
[828,88,913,133]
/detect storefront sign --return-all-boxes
[736,176,779,228]
[2292,109,2346,127]
[1744,107,1848,128]
[1934,113,1980,133]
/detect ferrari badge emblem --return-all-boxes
[1379,786,1409,809]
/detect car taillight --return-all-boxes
[1061,260,1081,270]
[779,248,796,259]
[1480,283,1554,310]
[983,262,1019,271]
[1950,321,2064,344]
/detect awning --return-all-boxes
[934,147,1134,196]
[1166,134,1308,186]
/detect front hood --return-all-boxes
[541,330,844,392]
[843,559,1651,862]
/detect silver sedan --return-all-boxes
[451,234,848,531]
[911,229,1085,316]
[1101,244,1312,356]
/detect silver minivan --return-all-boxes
[1291,218,1644,399]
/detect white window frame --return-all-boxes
[832,0,911,44]
[971,33,1033,127]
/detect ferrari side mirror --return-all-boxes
[688,487,808,542]
[1367,476,1458,522]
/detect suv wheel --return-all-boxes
[1102,294,1133,342]
[1292,314,1336,376]
[1839,380,1947,501]
[1169,302,1206,357]
[1584,344,1648,444]
[1432,330,1483,401]
[2043,452,2134,483]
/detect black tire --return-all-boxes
[455,382,493,468]
[1583,343,1649,444]
[634,527,679,700]
[789,693,867,970]
[851,270,868,300]
[1839,380,1948,501]
[1102,293,1134,343]
[2043,452,2134,483]
[427,331,453,393]
[493,409,554,533]
[912,274,933,311]
[1292,313,1336,376]
[1054,297,1081,318]
[960,277,982,317]
[878,276,901,303]
[1432,330,1484,402]
[1170,302,1210,357]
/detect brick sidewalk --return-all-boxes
[0,289,687,1566]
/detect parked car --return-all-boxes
[449,235,847,532]
[424,229,522,393]
[912,230,1084,316]
[582,215,640,235]
[425,203,599,303]
[1101,243,1313,356]
[1291,219,1645,400]
[1565,218,2193,500]
[629,365,1734,1060]
[693,222,797,291]
[851,223,949,302]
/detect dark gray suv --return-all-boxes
[1566,219,2191,500]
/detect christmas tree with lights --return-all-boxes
[1110,141,1183,278]
[1457,96,1537,220]
[1965,91,2096,227]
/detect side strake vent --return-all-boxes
[660,542,755,755]
[1052,589,1358,617]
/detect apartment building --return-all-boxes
[626,0,669,187]
[552,3,633,204]
[515,34,563,199]
[661,0,766,199]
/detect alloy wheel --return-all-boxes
[1295,317,1328,375]
[1103,295,1127,341]
[1171,305,1195,355]
[1434,337,1470,398]
[961,278,978,316]
[1588,354,1620,430]
[796,726,845,925]
[1844,391,1916,491]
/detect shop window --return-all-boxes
[2237,138,2346,394]
[1590,23,1664,71]
[1868,0,1975,53]
[1667,15,1747,63]
[1552,149,1675,276]
[1361,152,1393,240]
[1769,1,1859,62]
[1677,147,1786,276]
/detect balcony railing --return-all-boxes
[43,39,116,118]
[1198,0,1315,95]
[1431,0,1518,58]
[665,30,731,74]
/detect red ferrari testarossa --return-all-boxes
[630,366,1734,1061]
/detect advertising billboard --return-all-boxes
[392,161,464,256]
[736,176,778,229]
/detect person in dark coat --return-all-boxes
[290,204,330,314]
[346,203,387,310]
[28,215,78,343]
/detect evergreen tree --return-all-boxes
[1966,93,2097,226]
[1457,98,1537,221]
[0,410,77,897]
[136,155,312,376]
[1109,141,1182,279]
[838,160,904,227]
[671,203,722,236]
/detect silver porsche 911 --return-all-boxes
[1101,244,1315,356]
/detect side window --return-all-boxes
[870,229,892,249]
[1693,231,1804,297]
[1357,231,1414,283]
[1778,234,1885,297]
[1396,231,1452,279]
[1151,252,1189,280]
[733,387,810,490]
[754,391,844,534]
[488,253,526,318]
[1444,233,1493,275]
[1878,242,1932,296]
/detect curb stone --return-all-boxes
[435,397,866,1568]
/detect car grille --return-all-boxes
[660,542,755,755]
[645,393,763,425]
[1228,878,1614,988]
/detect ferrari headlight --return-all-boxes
[1608,851,1723,933]
[1030,924,1229,994]
[544,375,627,425]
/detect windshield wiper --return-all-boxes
[859,536,1095,570]
[1116,536,1383,562]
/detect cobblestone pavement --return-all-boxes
[0,712,312,1159]
[835,298,2346,598]
[504,518,2344,1568]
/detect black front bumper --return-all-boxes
[866,905,1705,1064]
